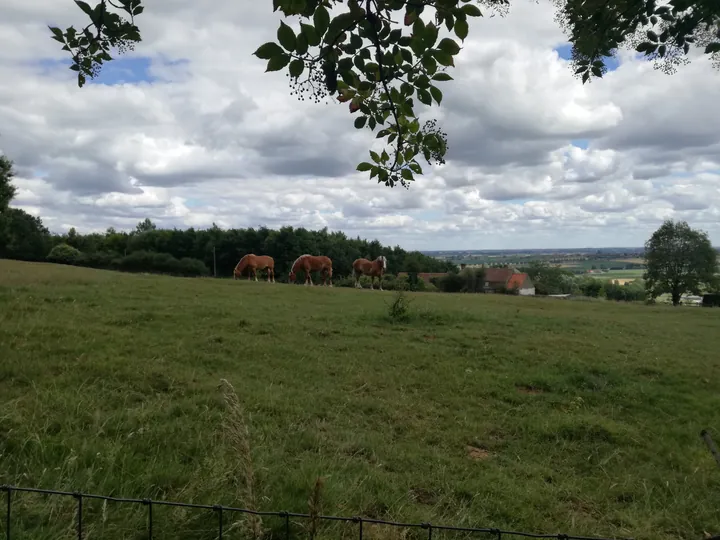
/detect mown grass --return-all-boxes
[1,259,720,540]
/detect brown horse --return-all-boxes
[233,254,275,282]
[288,254,333,286]
[352,255,388,290]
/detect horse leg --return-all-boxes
[254,268,259,282]
[379,273,384,291]
[247,267,252,281]
[369,274,374,290]
[271,267,276,283]
[328,267,333,287]
[306,266,313,286]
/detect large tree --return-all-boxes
[643,219,718,306]
[0,154,17,211]
[48,0,720,189]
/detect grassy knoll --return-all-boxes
[1,259,720,540]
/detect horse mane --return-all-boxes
[235,254,249,271]
[290,254,311,271]
[377,255,387,269]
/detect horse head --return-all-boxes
[377,256,387,270]
[288,270,296,282]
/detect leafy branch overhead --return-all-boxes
[50,0,720,188]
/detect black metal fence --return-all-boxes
[1,484,632,540]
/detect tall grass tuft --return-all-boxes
[307,476,325,540]
[218,378,264,540]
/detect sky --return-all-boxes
[1,1,720,251]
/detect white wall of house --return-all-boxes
[518,286,535,296]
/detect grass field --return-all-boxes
[591,270,646,281]
[1,259,720,540]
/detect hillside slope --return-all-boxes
[1,259,719,540]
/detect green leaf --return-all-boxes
[314,4,330,36]
[461,4,482,16]
[705,42,720,54]
[300,23,320,46]
[432,72,453,81]
[416,88,432,106]
[381,150,390,163]
[296,33,309,55]
[409,119,420,133]
[433,50,455,67]
[278,21,297,52]
[454,18,468,41]
[266,54,290,72]
[415,74,431,88]
[429,85,443,104]
[370,150,381,162]
[49,26,65,43]
[74,0,94,17]
[646,30,658,43]
[401,168,414,181]
[438,37,461,55]
[356,162,373,172]
[254,42,284,60]
[289,59,305,78]
[354,115,367,129]
[422,54,438,75]
[409,162,422,174]
[582,71,590,83]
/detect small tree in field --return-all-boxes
[644,220,718,306]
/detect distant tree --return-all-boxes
[0,155,52,260]
[0,155,17,211]
[644,219,718,306]
[135,218,157,233]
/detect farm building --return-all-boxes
[483,267,535,295]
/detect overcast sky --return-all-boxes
[1,0,719,250]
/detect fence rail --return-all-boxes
[1,484,632,540]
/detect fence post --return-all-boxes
[214,505,223,540]
[4,486,10,540]
[701,430,720,469]
[73,492,83,540]
[143,499,153,540]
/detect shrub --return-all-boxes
[76,251,118,269]
[47,243,82,265]
[387,290,412,322]
[178,257,210,277]
[436,273,465,293]
[117,250,209,277]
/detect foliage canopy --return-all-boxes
[48,1,719,188]
[643,219,718,306]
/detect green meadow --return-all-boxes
[1,259,719,540]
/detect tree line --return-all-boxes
[0,156,453,279]
[44,218,455,279]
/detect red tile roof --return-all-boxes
[506,272,530,289]
[484,267,515,284]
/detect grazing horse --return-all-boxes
[352,256,388,290]
[288,254,333,286]
[233,254,276,282]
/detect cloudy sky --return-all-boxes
[2,0,719,250]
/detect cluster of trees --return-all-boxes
[45,219,455,279]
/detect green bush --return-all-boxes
[436,273,465,293]
[118,250,208,277]
[47,243,82,265]
[76,251,118,269]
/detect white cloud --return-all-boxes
[2,0,720,251]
